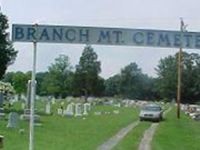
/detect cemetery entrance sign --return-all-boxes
[11,23,198,150]
[12,24,200,49]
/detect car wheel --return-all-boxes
[160,116,163,121]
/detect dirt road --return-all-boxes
[97,120,139,150]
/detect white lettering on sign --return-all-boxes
[12,24,200,49]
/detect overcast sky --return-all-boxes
[1,0,200,78]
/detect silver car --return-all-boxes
[139,104,163,122]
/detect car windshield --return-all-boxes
[143,106,161,111]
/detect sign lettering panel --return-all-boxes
[12,24,200,49]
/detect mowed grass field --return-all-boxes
[1,102,200,150]
[152,107,200,150]
[0,101,139,150]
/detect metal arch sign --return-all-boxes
[12,24,200,49]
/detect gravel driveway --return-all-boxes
[97,120,139,150]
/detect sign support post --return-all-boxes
[29,24,38,150]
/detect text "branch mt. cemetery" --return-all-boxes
[12,24,200,49]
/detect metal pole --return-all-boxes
[29,41,37,150]
[177,19,184,119]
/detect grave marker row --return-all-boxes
[57,103,91,117]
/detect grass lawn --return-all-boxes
[0,103,139,150]
[113,121,151,150]
[152,107,200,150]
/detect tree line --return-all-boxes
[1,11,200,103]
[3,46,200,104]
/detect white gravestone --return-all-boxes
[45,102,51,114]
[114,103,121,107]
[75,103,82,117]
[0,108,5,118]
[113,110,120,114]
[57,108,63,115]
[87,103,91,111]
[21,102,25,110]
[52,98,56,104]
[94,111,102,115]
[64,103,74,116]
[20,109,40,122]
[7,112,19,128]
[83,103,91,115]
[83,104,88,115]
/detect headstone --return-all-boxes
[52,98,56,104]
[57,108,63,115]
[35,95,40,100]
[61,102,64,106]
[94,111,102,115]
[21,102,25,110]
[34,123,43,127]
[125,101,129,107]
[45,102,51,114]
[75,103,82,117]
[114,103,121,107]
[105,111,111,115]
[20,109,40,122]
[87,103,91,111]
[87,97,94,103]
[0,108,5,118]
[83,103,91,115]
[64,103,74,116]
[113,110,120,114]
[66,96,73,102]
[14,95,18,101]
[47,96,51,101]
[7,112,19,128]
[83,104,88,115]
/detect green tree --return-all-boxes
[94,76,105,96]
[105,74,121,97]
[73,45,102,98]
[42,55,73,98]
[36,72,48,95]
[156,52,200,103]
[2,72,15,83]
[155,55,177,100]
[120,62,143,99]
[104,63,155,100]
[0,12,17,79]
[12,71,30,99]
[139,74,158,100]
